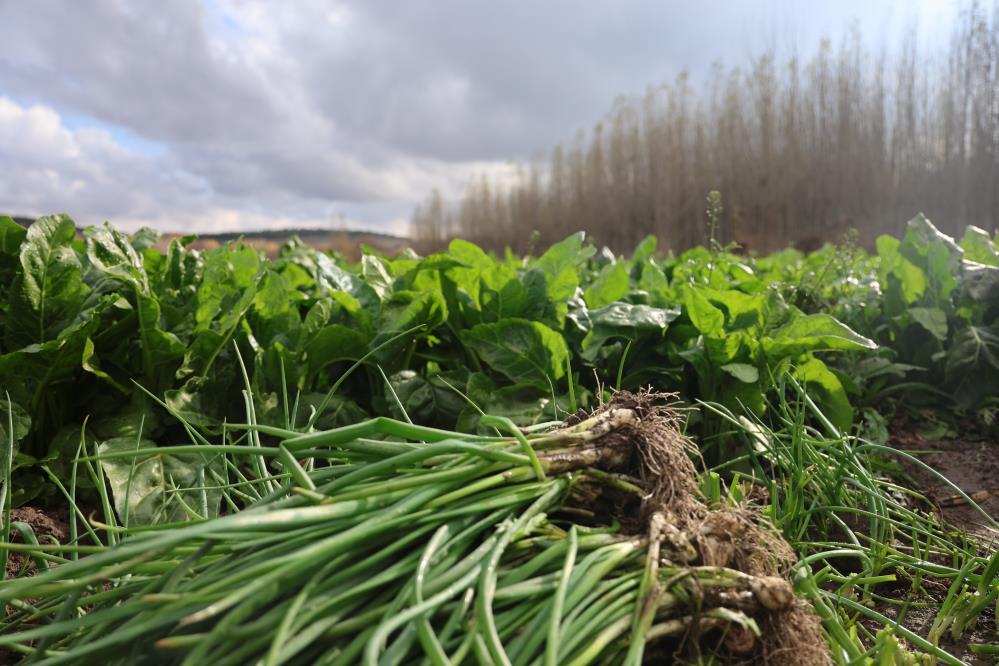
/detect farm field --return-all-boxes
[1,213,998,664]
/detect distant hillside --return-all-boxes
[160,228,410,260]
[5,216,410,260]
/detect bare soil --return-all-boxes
[4,506,69,579]
[889,417,999,539]
[877,416,999,663]
[2,507,71,665]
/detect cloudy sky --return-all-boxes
[0,1,957,236]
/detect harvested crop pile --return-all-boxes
[0,392,828,665]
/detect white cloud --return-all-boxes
[0,0,957,234]
[0,98,206,224]
[0,95,512,234]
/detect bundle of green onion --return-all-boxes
[0,394,819,665]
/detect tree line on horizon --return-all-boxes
[411,2,999,254]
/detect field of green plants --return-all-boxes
[1,212,998,664]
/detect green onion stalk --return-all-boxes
[0,393,806,665]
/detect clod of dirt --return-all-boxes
[587,390,833,665]
[4,506,69,579]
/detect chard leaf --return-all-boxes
[0,399,31,456]
[684,287,725,337]
[0,215,27,256]
[384,370,466,427]
[584,263,630,309]
[959,226,999,266]
[961,261,999,304]
[462,319,568,390]
[85,222,148,292]
[944,324,999,410]
[535,232,592,303]
[304,324,370,379]
[361,253,394,299]
[795,356,854,433]
[762,313,877,358]
[8,214,85,344]
[581,303,678,361]
[907,307,948,341]
[630,235,657,264]
[700,288,764,330]
[720,363,759,384]
[313,252,380,311]
[371,290,447,360]
[877,235,926,309]
[98,437,222,526]
[82,337,129,394]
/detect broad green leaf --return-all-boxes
[700,288,764,330]
[82,337,129,393]
[705,331,748,364]
[899,215,962,304]
[251,269,302,346]
[179,245,261,378]
[384,370,466,428]
[304,324,370,379]
[194,244,261,328]
[91,405,160,442]
[536,232,591,275]
[361,253,394,299]
[684,287,724,337]
[459,377,577,431]
[445,239,494,306]
[903,214,963,263]
[135,294,186,388]
[0,304,103,417]
[584,262,630,309]
[462,319,568,390]
[481,276,532,322]
[944,324,999,409]
[637,262,672,306]
[302,299,334,340]
[794,356,854,433]
[99,437,222,526]
[960,226,999,266]
[535,232,593,303]
[371,290,447,358]
[877,235,926,308]
[962,261,999,304]
[253,269,296,320]
[9,214,85,344]
[762,313,877,358]
[0,215,27,256]
[85,222,148,292]
[313,252,380,310]
[581,303,679,361]
[630,235,657,264]
[290,392,368,430]
[0,398,31,455]
[720,363,759,383]
[907,307,948,341]
[130,227,161,252]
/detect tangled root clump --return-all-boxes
[582,390,832,666]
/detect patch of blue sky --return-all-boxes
[60,111,167,158]
[201,0,251,40]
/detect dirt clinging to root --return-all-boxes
[589,390,832,666]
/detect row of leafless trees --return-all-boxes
[412,2,999,254]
